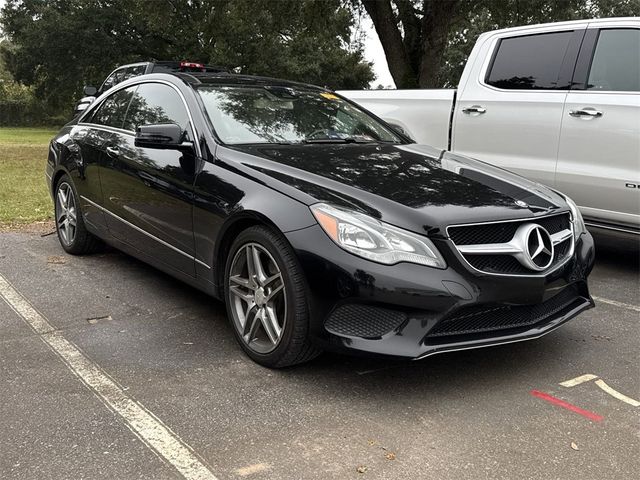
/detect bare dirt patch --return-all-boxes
[0,220,55,235]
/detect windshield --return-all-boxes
[196,85,404,145]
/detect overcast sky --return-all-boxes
[0,0,394,88]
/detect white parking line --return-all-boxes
[592,296,640,313]
[594,379,640,407]
[0,273,219,480]
[559,374,598,387]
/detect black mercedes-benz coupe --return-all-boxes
[46,71,595,367]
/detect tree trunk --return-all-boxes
[362,0,418,87]
[418,0,460,88]
[362,0,463,88]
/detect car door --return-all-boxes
[452,26,586,185]
[68,86,136,235]
[101,81,198,276]
[556,24,640,231]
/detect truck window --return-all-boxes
[485,31,573,90]
[101,68,125,92]
[121,64,147,82]
[587,29,640,92]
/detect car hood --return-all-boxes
[218,143,568,237]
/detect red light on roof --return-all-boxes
[180,61,205,71]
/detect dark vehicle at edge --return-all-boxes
[74,60,226,115]
[47,71,595,367]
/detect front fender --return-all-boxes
[192,159,317,291]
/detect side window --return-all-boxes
[121,65,146,82]
[123,83,189,132]
[486,31,574,90]
[587,29,640,92]
[88,87,135,128]
[101,68,125,92]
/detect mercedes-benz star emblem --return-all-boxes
[512,224,554,271]
[509,223,553,272]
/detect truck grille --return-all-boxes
[448,213,574,276]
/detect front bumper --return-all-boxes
[286,225,595,360]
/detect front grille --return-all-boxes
[427,285,585,338]
[465,255,529,274]
[448,213,573,275]
[325,304,406,339]
[449,213,570,245]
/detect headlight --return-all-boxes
[310,203,446,268]
[564,195,586,239]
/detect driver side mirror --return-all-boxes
[135,123,193,151]
[83,85,98,96]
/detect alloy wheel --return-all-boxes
[56,182,77,246]
[228,243,287,354]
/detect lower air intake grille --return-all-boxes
[427,286,585,338]
[325,304,406,339]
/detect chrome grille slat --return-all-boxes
[447,213,574,276]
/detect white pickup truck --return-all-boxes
[341,17,639,238]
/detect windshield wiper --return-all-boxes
[303,137,377,144]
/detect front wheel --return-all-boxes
[54,174,101,255]
[224,225,321,368]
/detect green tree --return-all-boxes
[0,0,374,112]
[360,0,640,88]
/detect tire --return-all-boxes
[54,174,101,255]
[224,225,322,368]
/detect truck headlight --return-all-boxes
[310,203,446,268]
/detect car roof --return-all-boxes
[481,16,639,36]
[172,71,327,91]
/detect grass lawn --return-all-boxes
[0,127,59,227]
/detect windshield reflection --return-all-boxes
[197,85,403,145]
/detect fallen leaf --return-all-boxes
[571,442,579,451]
[385,452,396,461]
[86,315,112,324]
[356,465,368,473]
[47,255,66,265]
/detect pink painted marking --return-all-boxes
[530,390,604,422]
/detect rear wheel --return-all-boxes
[54,175,100,255]
[224,225,321,368]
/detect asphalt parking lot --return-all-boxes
[0,230,638,480]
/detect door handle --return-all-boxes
[105,146,120,157]
[462,105,486,115]
[569,108,603,118]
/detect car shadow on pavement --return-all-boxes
[592,232,639,273]
[80,241,608,401]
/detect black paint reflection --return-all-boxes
[231,143,525,210]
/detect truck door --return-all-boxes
[556,24,640,231]
[452,26,585,186]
